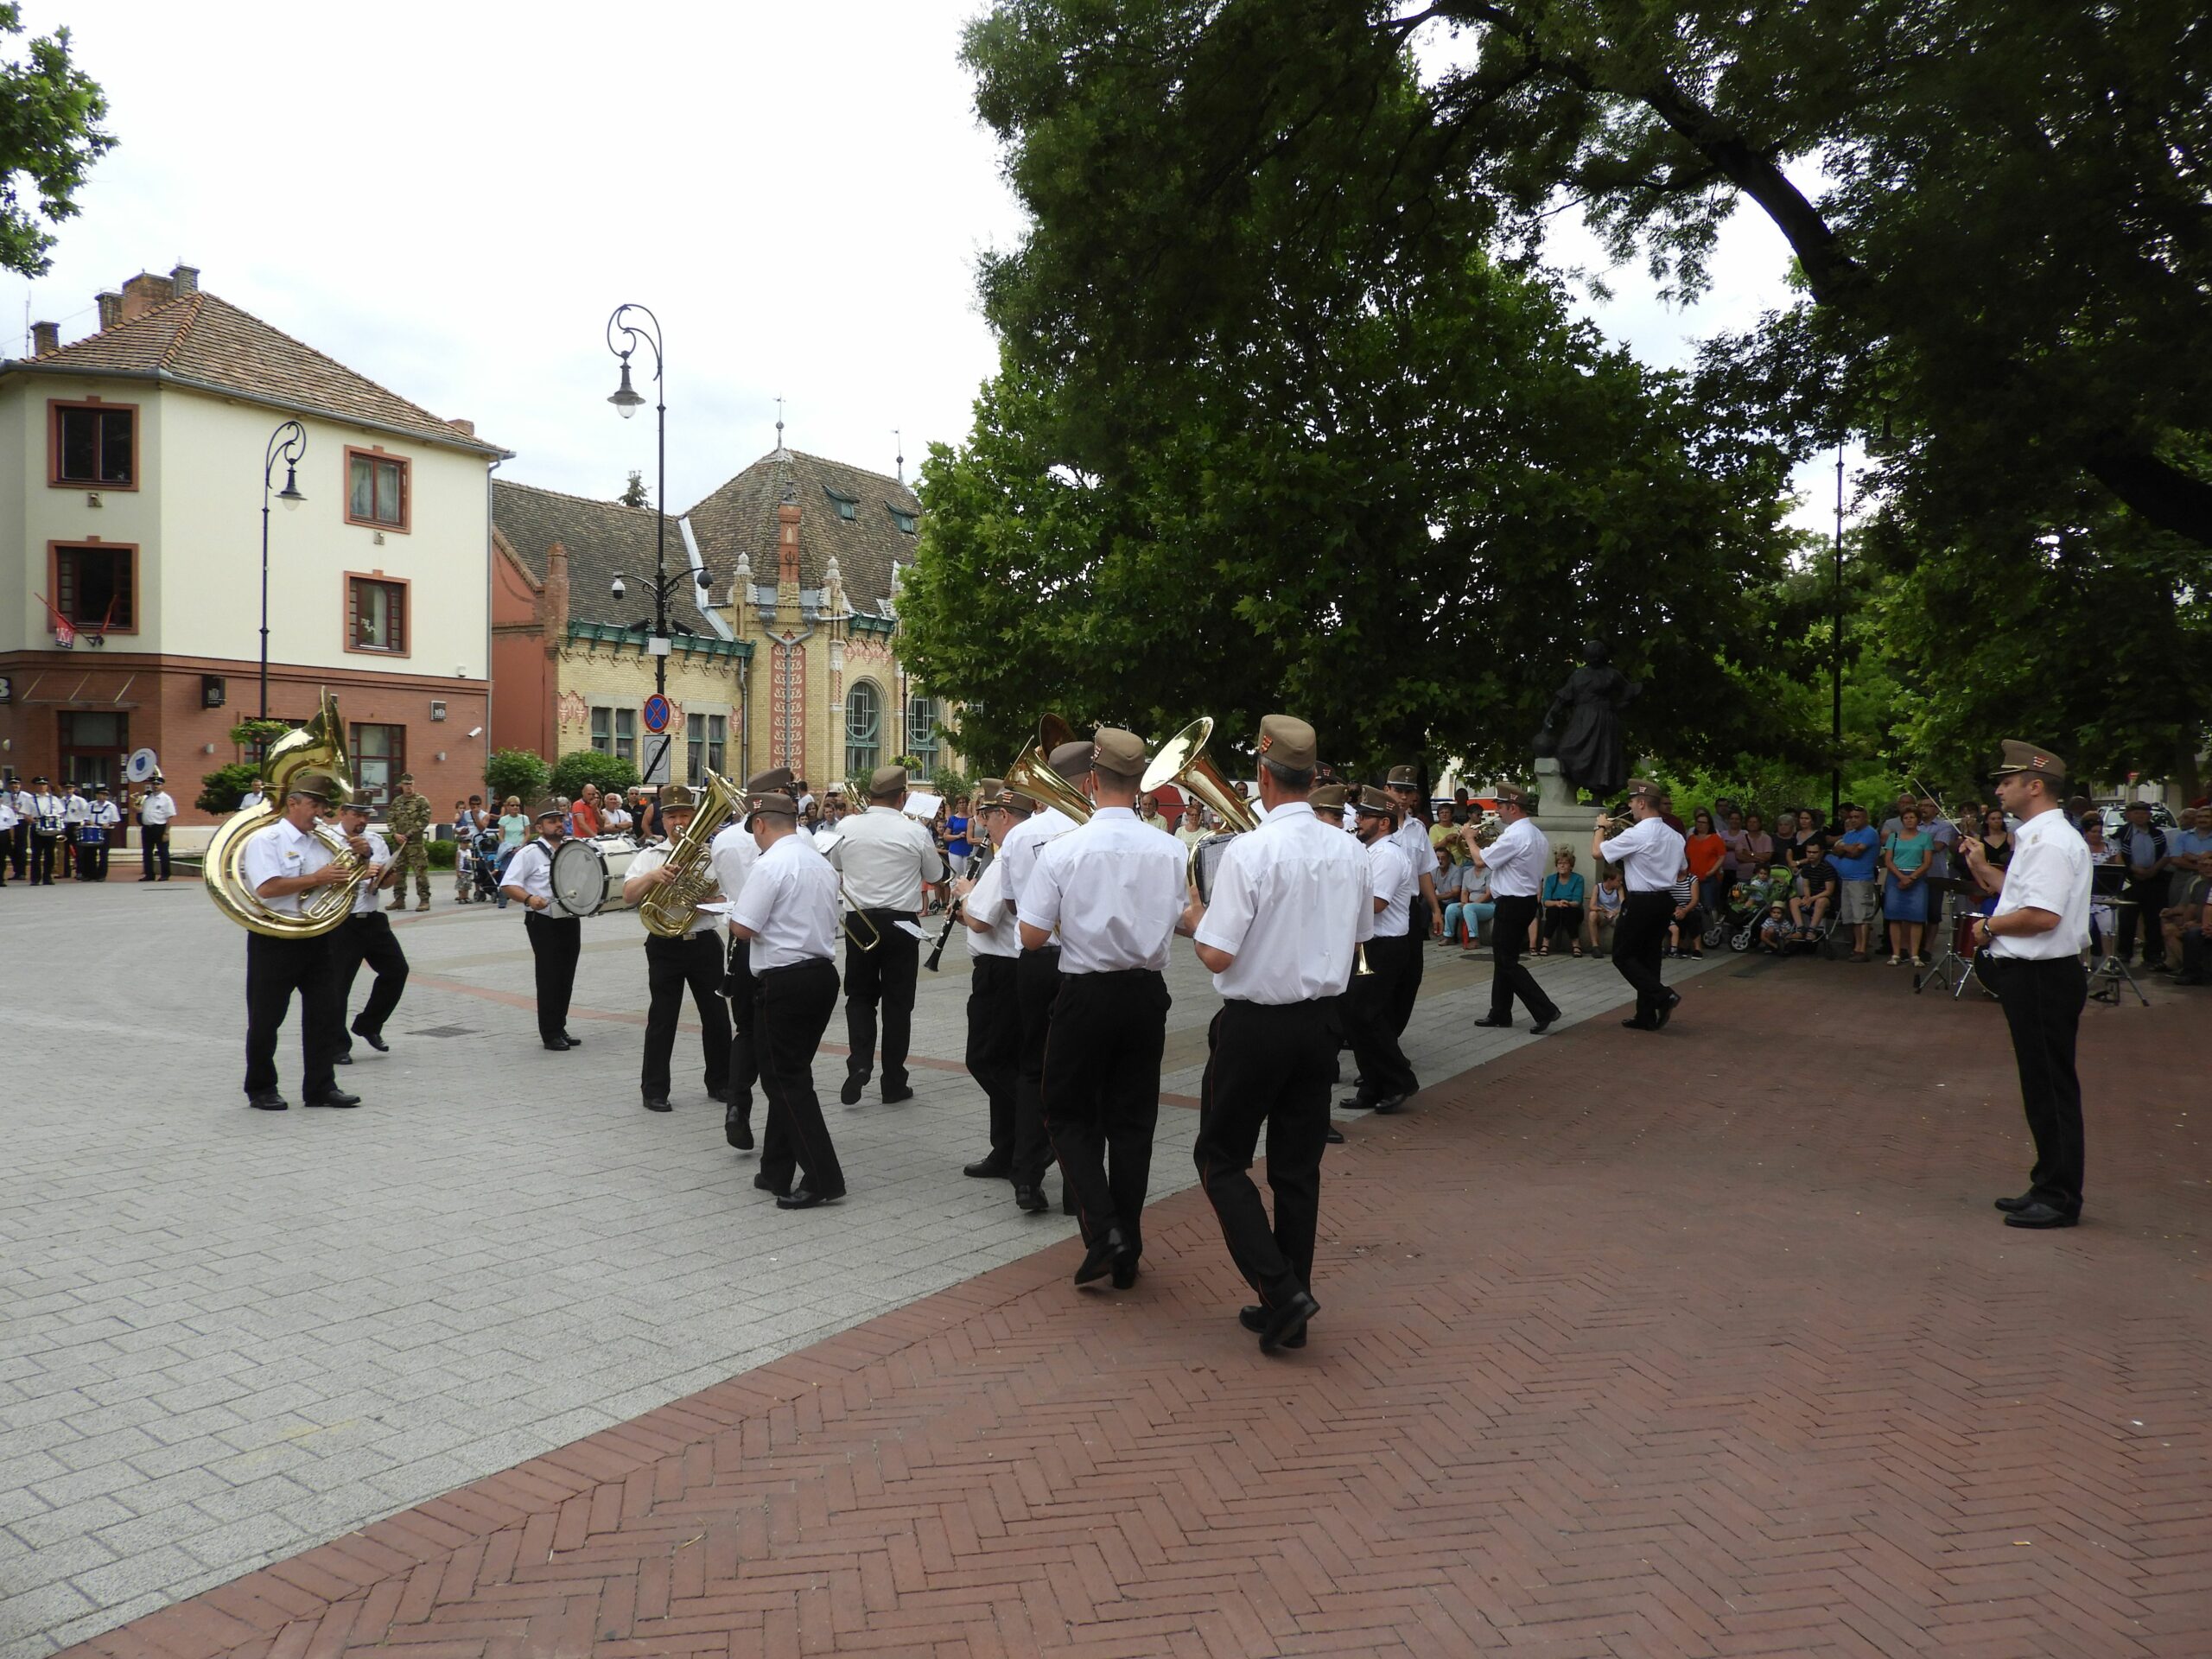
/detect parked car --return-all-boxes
[2094,798,2178,836]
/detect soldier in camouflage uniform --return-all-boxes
[385,773,433,911]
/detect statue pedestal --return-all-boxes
[1530,757,1603,863]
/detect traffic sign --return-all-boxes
[643,694,671,734]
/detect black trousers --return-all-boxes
[842,908,919,1088]
[1489,894,1562,1025]
[756,958,844,1196]
[1194,1000,1334,1306]
[1013,945,1063,1186]
[524,911,582,1043]
[1393,896,1428,1034]
[1041,968,1169,1252]
[142,823,171,879]
[330,911,409,1047]
[1986,955,2088,1215]
[966,953,1020,1161]
[1612,891,1675,1023]
[77,839,109,880]
[723,937,760,1110]
[1344,932,1418,1101]
[642,932,730,1101]
[2119,875,2164,963]
[6,822,24,880]
[244,932,339,1099]
[30,833,58,885]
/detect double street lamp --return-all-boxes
[604,303,709,711]
[259,419,307,721]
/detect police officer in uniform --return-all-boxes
[138,773,178,881]
[1340,787,1419,1111]
[829,764,945,1106]
[728,780,847,1207]
[1000,740,1091,1213]
[710,767,791,1152]
[500,807,584,1050]
[329,795,408,1064]
[1965,741,2093,1230]
[623,783,733,1115]
[385,772,433,911]
[953,779,1029,1183]
[1188,716,1370,1354]
[1017,728,1192,1287]
[238,772,361,1111]
[1592,779,1686,1030]
[1467,783,1560,1033]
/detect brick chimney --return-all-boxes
[30,320,59,356]
[541,541,571,651]
[169,264,200,296]
[95,290,122,330]
[777,494,803,588]
[119,272,175,324]
[448,417,475,436]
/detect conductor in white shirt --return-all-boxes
[1592,779,1687,1030]
[828,764,945,1106]
[1963,741,2094,1230]
[1465,783,1561,1033]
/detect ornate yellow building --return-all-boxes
[492,444,957,792]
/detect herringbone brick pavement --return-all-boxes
[57,963,2209,1658]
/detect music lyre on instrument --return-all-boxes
[202,690,374,938]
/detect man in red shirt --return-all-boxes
[572,784,602,838]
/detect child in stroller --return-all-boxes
[463,823,504,904]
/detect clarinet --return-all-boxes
[924,847,992,972]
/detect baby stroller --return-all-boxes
[463,826,505,904]
[1719,867,1796,952]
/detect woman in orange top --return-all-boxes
[1685,809,1729,923]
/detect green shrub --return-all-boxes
[425,838,457,870]
[484,747,550,807]
[549,749,640,799]
[195,763,263,816]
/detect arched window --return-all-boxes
[845,679,881,782]
[906,695,939,772]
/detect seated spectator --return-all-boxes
[1587,869,1624,955]
[1665,868,1705,959]
[1430,802,1459,850]
[1541,849,1586,957]
[572,785,601,838]
[1789,841,1840,938]
[1433,848,1465,937]
[2158,845,2209,976]
[2170,874,2209,985]
[1446,859,1496,950]
[1175,804,1209,849]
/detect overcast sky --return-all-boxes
[11,2,1832,527]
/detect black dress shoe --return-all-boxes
[1013,1184,1049,1213]
[1529,1017,1555,1035]
[642,1096,673,1114]
[1111,1243,1141,1290]
[2003,1201,2078,1229]
[708,1087,730,1104]
[1993,1192,2036,1214]
[776,1185,844,1210]
[752,1171,791,1197]
[1239,1305,1306,1349]
[1473,1014,1512,1029]
[354,1028,389,1053]
[558,1033,582,1047]
[543,1039,573,1052]
[963,1156,1013,1179]
[1368,1094,1408,1115]
[246,1092,289,1112]
[334,1051,353,1065]
[840,1073,867,1106]
[1621,1017,1657,1031]
[1075,1225,1128,1286]
[305,1089,362,1109]
[882,1084,914,1104]
[725,1106,754,1150]
[1324,1125,1344,1145]
[1336,1094,1370,1111]
[1655,990,1681,1027]
[1259,1291,1319,1354]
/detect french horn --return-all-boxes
[203,690,373,938]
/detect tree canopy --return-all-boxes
[0,6,111,277]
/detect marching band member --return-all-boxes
[1592,779,1687,1030]
[81,785,120,881]
[4,774,31,881]
[238,772,359,1112]
[1341,787,1419,1112]
[61,781,86,879]
[329,796,408,1065]
[709,766,791,1152]
[1308,782,1354,1143]
[0,785,16,888]
[622,784,732,1115]
[1017,728,1193,1288]
[27,777,64,886]
[954,779,1027,1183]
[1188,716,1370,1354]
[1466,784,1560,1034]
[138,773,177,881]
[500,806,585,1051]
[829,764,945,1107]
[728,780,847,1208]
[1000,740,1092,1213]
[1385,765,1438,1017]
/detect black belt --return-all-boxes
[756,956,836,979]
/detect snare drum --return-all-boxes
[1952,907,1981,958]
[550,834,639,917]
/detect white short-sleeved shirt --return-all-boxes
[709,822,760,940]
[237,791,265,813]
[503,838,559,907]
[829,804,945,911]
[142,791,178,825]
[1601,816,1688,892]
[64,794,87,824]
[1366,836,1415,938]
[1483,817,1549,899]
[345,829,391,916]
[1990,807,2092,959]
[240,817,334,918]
[90,799,121,828]
[999,805,1077,922]
[626,840,717,938]
[1391,817,1433,898]
[1017,807,1187,974]
[1194,802,1374,1002]
[964,855,1021,960]
[730,830,841,969]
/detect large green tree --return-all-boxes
[0,6,111,277]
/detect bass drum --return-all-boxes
[550,834,639,918]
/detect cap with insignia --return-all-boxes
[1047,740,1094,781]
[1624,777,1662,801]
[1386,765,1418,788]
[1255,714,1318,772]
[868,763,910,796]
[658,784,698,812]
[1988,739,2068,784]
[289,772,340,802]
[1494,782,1529,808]
[745,766,795,798]
[1090,728,1147,777]
[532,803,565,823]
[1310,783,1349,812]
[397,772,415,785]
[1353,785,1395,817]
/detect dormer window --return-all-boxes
[822,483,859,522]
[888,505,918,535]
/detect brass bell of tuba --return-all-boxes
[1142,716,1262,904]
[203,690,372,938]
[638,769,746,938]
[1002,713,1096,826]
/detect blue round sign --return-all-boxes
[642,694,671,734]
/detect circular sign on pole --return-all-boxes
[642,694,671,734]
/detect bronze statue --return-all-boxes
[1535,640,1639,798]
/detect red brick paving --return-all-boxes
[64,963,2210,1657]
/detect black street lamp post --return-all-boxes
[1831,438,1845,829]
[259,420,307,720]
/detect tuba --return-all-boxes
[204,690,372,938]
[1469,811,1505,848]
[638,769,744,938]
[1142,717,1262,903]
[1002,714,1096,826]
